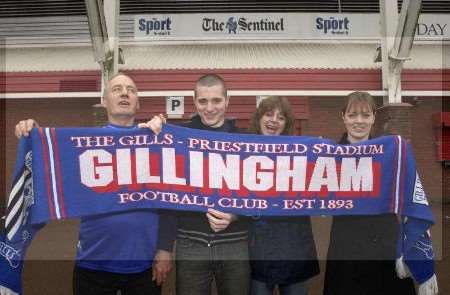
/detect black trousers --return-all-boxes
[323,260,416,295]
[73,266,161,295]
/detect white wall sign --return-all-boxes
[166,96,184,116]
[134,13,449,41]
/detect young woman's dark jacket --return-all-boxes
[323,134,416,295]
[249,215,320,288]
[157,115,248,251]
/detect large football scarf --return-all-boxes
[1,124,436,294]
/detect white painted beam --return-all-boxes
[380,0,399,104]
[2,90,449,99]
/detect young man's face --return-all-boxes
[194,84,229,128]
[103,75,139,124]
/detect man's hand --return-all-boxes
[138,114,166,135]
[14,119,39,138]
[206,208,237,232]
[0,285,18,295]
[152,249,173,286]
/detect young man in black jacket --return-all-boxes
[150,74,249,295]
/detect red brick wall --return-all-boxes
[302,96,348,139]
[405,97,445,203]
[444,167,450,203]
[374,103,413,139]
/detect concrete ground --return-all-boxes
[22,203,449,295]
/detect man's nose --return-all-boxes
[120,87,128,97]
[205,102,214,111]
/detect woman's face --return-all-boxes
[259,108,286,136]
[342,102,375,143]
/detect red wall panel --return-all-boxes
[4,69,448,93]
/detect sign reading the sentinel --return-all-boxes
[135,13,298,40]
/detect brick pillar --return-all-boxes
[92,103,108,127]
[374,103,413,140]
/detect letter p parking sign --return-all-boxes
[166,96,184,118]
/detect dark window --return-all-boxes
[0,0,449,18]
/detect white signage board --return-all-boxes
[134,13,449,41]
[166,96,184,116]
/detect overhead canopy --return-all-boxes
[3,43,447,72]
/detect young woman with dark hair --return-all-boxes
[248,96,319,295]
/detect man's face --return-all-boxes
[194,84,229,128]
[103,75,139,123]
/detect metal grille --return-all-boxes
[120,1,340,13]
[0,0,449,18]
[0,0,86,17]
[0,15,90,43]
[120,0,450,14]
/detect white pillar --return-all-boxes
[380,0,422,104]
[379,0,399,104]
[104,0,120,77]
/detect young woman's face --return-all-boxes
[259,108,286,136]
[342,102,375,143]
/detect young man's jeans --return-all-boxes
[250,279,309,295]
[176,238,250,295]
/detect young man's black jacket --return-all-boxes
[157,115,249,251]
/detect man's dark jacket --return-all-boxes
[157,115,248,251]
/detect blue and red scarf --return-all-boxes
[1,124,436,294]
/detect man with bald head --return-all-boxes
[11,73,170,295]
